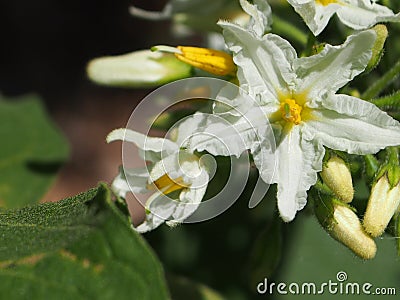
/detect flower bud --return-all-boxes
[320,156,354,203]
[314,192,376,259]
[363,176,400,237]
[86,50,192,88]
[365,25,388,73]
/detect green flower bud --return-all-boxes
[86,50,192,88]
[314,191,376,260]
[320,156,354,203]
[363,176,400,237]
[365,25,388,73]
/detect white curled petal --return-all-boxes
[336,0,400,30]
[240,0,272,36]
[219,21,296,101]
[135,192,177,233]
[250,125,277,184]
[111,167,150,198]
[304,94,400,154]
[175,112,248,157]
[107,128,178,154]
[294,30,376,102]
[129,3,173,20]
[149,150,201,184]
[287,0,341,36]
[167,171,209,226]
[176,108,270,158]
[274,126,324,222]
[149,153,180,183]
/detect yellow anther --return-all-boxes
[148,174,189,195]
[280,98,303,125]
[175,46,236,76]
[316,0,338,6]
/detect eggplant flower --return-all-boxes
[204,20,400,222]
[287,0,400,36]
[107,129,210,232]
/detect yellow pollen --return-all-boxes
[175,46,236,76]
[280,98,303,125]
[316,0,337,6]
[149,174,189,195]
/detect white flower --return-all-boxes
[190,19,400,222]
[107,129,210,232]
[287,0,400,36]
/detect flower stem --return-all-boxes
[362,59,400,100]
[364,154,379,182]
[370,90,400,112]
[387,146,399,166]
[272,15,307,47]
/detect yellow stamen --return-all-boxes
[175,46,236,76]
[279,98,303,125]
[148,174,189,195]
[316,0,337,6]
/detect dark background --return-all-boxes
[0,0,182,202]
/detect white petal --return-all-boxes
[250,124,277,185]
[304,94,400,154]
[107,128,178,161]
[219,21,296,101]
[294,30,376,102]
[176,108,271,158]
[167,171,209,225]
[274,126,325,222]
[287,0,341,36]
[129,3,173,20]
[240,0,272,36]
[135,192,177,233]
[336,0,400,30]
[111,167,149,198]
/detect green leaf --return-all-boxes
[0,184,170,299]
[0,94,69,208]
[0,186,98,261]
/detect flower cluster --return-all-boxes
[90,0,400,258]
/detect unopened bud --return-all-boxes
[320,156,354,203]
[314,193,376,260]
[365,25,388,73]
[87,50,192,88]
[363,176,400,237]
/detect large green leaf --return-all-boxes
[0,95,69,208]
[0,187,97,261]
[0,184,170,299]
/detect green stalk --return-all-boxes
[362,59,400,100]
[272,15,307,47]
[370,90,400,112]
[364,154,379,182]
